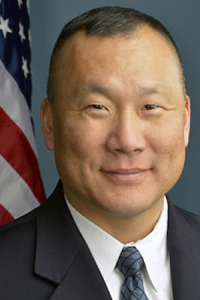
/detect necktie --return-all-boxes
[116,246,149,300]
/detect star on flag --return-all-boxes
[19,22,26,42]
[17,0,23,8]
[22,56,29,78]
[0,16,12,38]
[26,0,30,15]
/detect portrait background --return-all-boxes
[30,0,200,214]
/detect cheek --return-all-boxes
[54,119,108,190]
[148,119,186,177]
[54,119,105,166]
[150,116,185,152]
[53,122,86,184]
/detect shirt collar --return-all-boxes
[65,195,168,292]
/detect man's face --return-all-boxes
[41,27,190,225]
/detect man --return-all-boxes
[0,6,199,300]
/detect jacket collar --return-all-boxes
[167,197,200,300]
[34,181,112,300]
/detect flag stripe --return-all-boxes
[0,0,46,226]
[0,60,37,156]
[0,155,40,218]
[0,107,45,203]
[0,204,14,226]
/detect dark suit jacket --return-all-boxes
[0,180,200,299]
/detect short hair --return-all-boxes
[47,6,186,103]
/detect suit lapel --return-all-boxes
[34,181,112,300]
[167,198,200,300]
[48,242,112,300]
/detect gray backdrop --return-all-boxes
[29,0,200,214]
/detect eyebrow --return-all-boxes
[90,85,109,95]
[75,82,111,99]
[75,81,168,101]
[138,85,167,96]
[140,87,159,95]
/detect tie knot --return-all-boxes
[116,246,144,278]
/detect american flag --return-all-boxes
[0,0,46,226]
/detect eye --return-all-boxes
[142,104,158,110]
[89,104,107,110]
[85,104,109,118]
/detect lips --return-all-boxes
[101,168,149,181]
[105,168,148,174]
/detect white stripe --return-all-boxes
[0,60,37,156]
[0,155,39,219]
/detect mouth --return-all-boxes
[101,168,149,181]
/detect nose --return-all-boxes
[106,111,146,154]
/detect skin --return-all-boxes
[41,26,190,243]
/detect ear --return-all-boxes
[184,95,191,148]
[40,98,54,150]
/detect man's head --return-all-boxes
[41,6,190,242]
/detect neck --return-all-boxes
[66,194,164,244]
[93,201,164,243]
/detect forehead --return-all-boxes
[56,27,182,98]
[60,26,178,64]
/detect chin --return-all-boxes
[94,198,151,218]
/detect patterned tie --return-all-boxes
[116,247,149,300]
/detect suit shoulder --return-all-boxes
[0,181,63,237]
[173,204,200,232]
[0,203,40,234]
[0,205,40,247]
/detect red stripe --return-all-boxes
[0,204,15,226]
[0,107,46,203]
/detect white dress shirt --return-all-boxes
[65,196,173,300]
